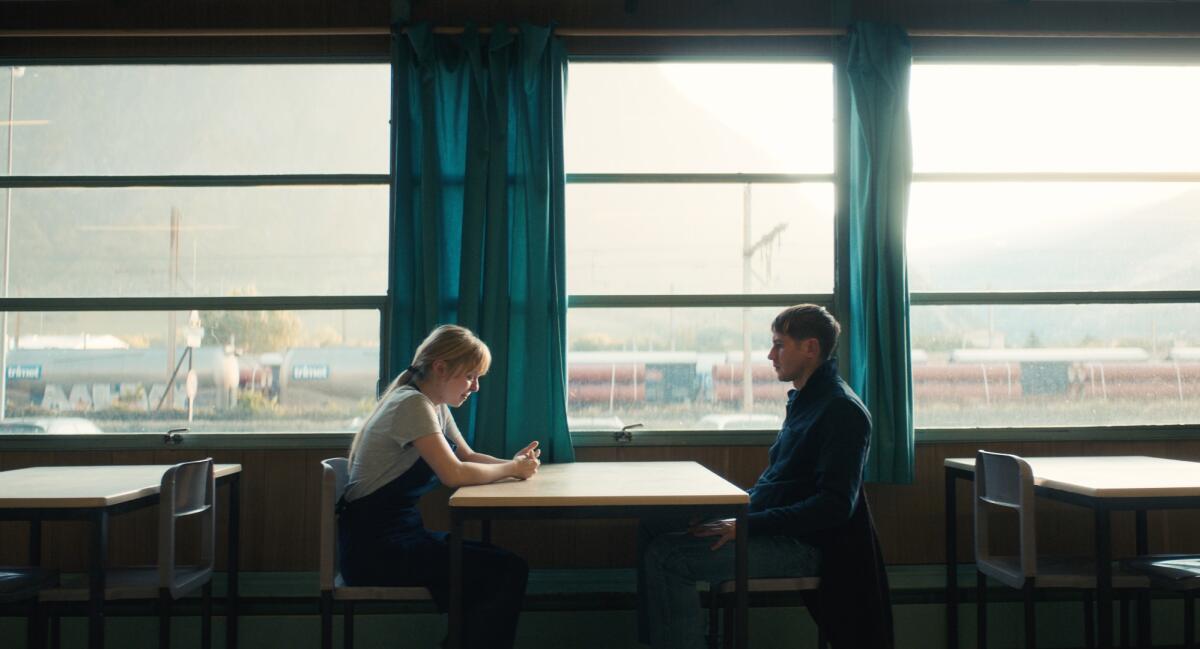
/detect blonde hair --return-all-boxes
[349,325,491,462]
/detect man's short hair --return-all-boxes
[772,304,841,360]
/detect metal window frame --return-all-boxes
[909,170,1200,441]
[562,58,843,441]
[0,60,394,446]
[563,169,838,435]
[565,67,1200,443]
[0,174,389,189]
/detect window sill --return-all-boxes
[917,424,1200,443]
[570,429,778,447]
[0,431,354,451]
[4,424,1200,452]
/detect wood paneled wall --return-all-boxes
[4,440,1200,572]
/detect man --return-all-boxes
[638,304,893,649]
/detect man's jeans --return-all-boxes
[637,519,821,649]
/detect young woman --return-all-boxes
[338,324,540,649]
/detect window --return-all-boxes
[0,63,391,433]
[908,64,1200,430]
[564,61,836,433]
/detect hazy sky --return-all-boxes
[3,62,1199,345]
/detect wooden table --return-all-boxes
[447,461,751,649]
[944,455,1200,649]
[0,464,243,649]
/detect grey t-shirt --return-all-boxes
[344,384,465,502]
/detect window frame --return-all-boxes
[9,49,1200,447]
[564,56,844,445]
[908,57,1200,442]
[0,57,393,448]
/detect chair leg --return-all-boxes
[706,589,719,649]
[344,600,355,649]
[1136,589,1152,649]
[1185,591,1195,649]
[158,588,172,649]
[977,571,988,649]
[27,601,40,649]
[722,599,733,649]
[320,591,333,649]
[1023,580,1037,649]
[1120,592,1130,649]
[1084,590,1095,649]
[50,611,60,649]
[201,581,213,649]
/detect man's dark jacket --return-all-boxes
[746,359,894,649]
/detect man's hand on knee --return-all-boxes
[690,518,736,551]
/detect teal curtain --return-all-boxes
[842,23,914,483]
[389,23,574,463]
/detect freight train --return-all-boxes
[6,345,1200,415]
[564,348,1200,407]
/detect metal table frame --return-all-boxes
[448,502,749,649]
[945,459,1200,649]
[0,469,241,649]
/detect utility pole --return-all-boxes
[165,207,180,408]
[740,184,789,413]
[742,185,753,413]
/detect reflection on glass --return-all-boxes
[567,183,833,294]
[5,186,388,298]
[912,64,1200,173]
[566,62,834,174]
[3,64,389,176]
[567,308,814,430]
[911,304,1200,428]
[0,310,380,432]
[908,183,1200,292]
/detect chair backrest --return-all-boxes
[974,451,1037,583]
[157,458,215,597]
[320,457,350,592]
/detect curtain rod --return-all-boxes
[1,26,1199,39]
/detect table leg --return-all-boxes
[89,510,108,649]
[448,511,464,649]
[30,516,42,565]
[736,507,748,649]
[1135,510,1150,649]
[226,474,241,649]
[1096,507,1113,649]
[29,515,43,649]
[945,468,959,649]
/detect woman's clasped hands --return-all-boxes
[511,440,541,479]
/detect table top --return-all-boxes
[945,455,1200,498]
[449,461,750,508]
[0,464,242,509]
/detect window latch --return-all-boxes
[163,428,188,445]
[613,423,643,443]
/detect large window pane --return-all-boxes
[566,62,834,174]
[0,64,389,176]
[567,183,833,294]
[908,182,1200,292]
[567,307,816,430]
[1,185,388,298]
[0,309,380,432]
[911,65,1200,173]
[912,304,1200,428]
